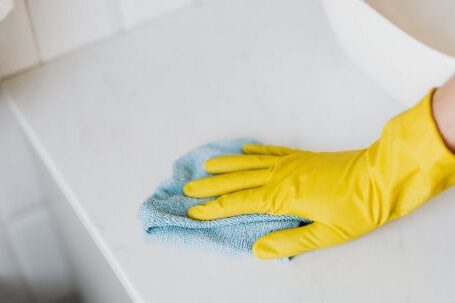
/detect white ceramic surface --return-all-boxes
[117,0,191,29]
[37,158,133,303]
[3,0,455,302]
[322,0,455,106]
[0,97,44,221]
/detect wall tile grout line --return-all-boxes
[2,199,45,228]
[0,0,195,79]
[0,91,74,302]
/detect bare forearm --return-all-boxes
[432,75,455,153]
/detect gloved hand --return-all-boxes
[184,90,455,259]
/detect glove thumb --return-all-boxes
[253,222,346,259]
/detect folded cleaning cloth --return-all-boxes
[138,139,310,258]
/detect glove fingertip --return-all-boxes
[187,205,209,220]
[242,143,263,154]
[204,158,221,174]
[252,237,284,260]
[182,182,199,198]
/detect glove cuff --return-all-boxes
[367,89,455,218]
[383,89,455,170]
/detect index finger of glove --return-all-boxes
[242,144,297,156]
[188,188,269,220]
[205,155,279,174]
[183,169,269,198]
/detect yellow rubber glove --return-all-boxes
[184,90,455,259]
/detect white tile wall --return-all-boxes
[0,0,194,78]
[0,95,74,302]
[0,229,32,303]
[26,0,121,60]
[118,0,192,29]
[7,207,73,303]
[0,0,39,78]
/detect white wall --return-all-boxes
[0,0,192,78]
[0,94,74,303]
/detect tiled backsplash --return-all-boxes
[0,0,192,78]
[0,96,73,302]
[118,0,192,28]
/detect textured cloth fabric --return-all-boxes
[138,139,309,257]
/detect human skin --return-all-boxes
[433,74,455,153]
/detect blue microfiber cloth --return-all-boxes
[138,139,310,258]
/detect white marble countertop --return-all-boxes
[3,0,455,302]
